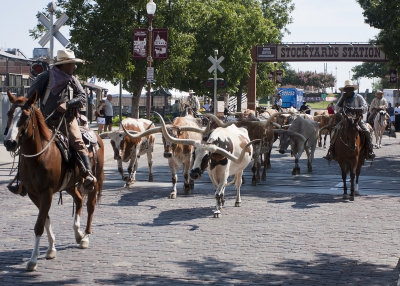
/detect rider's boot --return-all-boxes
[80,154,97,191]
[7,175,26,196]
[323,144,335,161]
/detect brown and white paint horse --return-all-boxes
[4,91,104,271]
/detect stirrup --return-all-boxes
[83,173,97,191]
[323,153,333,161]
[367,153,376,160]
[7,184,20,194]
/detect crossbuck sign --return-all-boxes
[208,55,225,73]
[38,13,70,47]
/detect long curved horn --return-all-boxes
[203,139,260,164]
[203,113,235,128]
[121,123,162,139]
[274,129,307,141]
[154,112,199,146]
[177,126,207,133]
[247,112,290,128]
[99,131,113,139]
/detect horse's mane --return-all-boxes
[33,105,52,141]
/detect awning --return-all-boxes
[83,82,108,91]
[0,51,35,63]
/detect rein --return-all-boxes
[21,110,65,158]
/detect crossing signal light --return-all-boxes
[205,78,226,89]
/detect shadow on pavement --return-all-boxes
[93,254,399,285]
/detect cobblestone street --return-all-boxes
[1,131,400,285]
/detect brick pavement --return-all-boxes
[0,130,400,285]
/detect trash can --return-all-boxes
[395,114,400,132]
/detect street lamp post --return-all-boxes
[146,0,156,119]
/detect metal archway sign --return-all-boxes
[247,43,388,110]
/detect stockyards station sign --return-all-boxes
[256,43,387,62]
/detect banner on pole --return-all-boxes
[153,28,168,60]
[133,29,147,59]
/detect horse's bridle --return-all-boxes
[6,103,35,143]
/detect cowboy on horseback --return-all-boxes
[323,80,376,161]
[7,49,96,194]
[367,90,388,126]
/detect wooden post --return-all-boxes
[247,46,257,111]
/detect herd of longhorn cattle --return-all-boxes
[98,107,376,217]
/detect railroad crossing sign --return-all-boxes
[38,12,69,47]
[208,55,225,73]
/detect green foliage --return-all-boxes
[357,0,400,69]
[112,116,125,127]
[33,0,294,115]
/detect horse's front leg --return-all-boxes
[45,217,56,259]
[72,187,84,244]
[349,171,356,201]
[27,192,52,271]
[341,170,348,200]
[81,185,98,249]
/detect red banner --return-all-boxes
[133,28,147,59]
[153,28,168,60]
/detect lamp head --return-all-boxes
[146,0,156,16]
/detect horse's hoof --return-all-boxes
[75,230,84,244]
[79,235,90,249]
[26,261,37,272]
[148,177,153,182]
[251,180,257,186]
[349,196,354,201]
[45,248,57,259]
[354,190,360,196]
[168,192,177,199]
[342,194,348,200]
[213,210,221,218]
[235,201,241,207]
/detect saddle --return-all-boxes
[55,128,98,164]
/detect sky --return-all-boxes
[1,0,380,94]
[282,0,380,93]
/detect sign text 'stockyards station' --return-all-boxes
[257,44,387,62]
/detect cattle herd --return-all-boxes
[99,107,364,217]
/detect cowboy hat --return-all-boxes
[375,90,384,95]
[339,80,358,91]
[188,89,195,94]
[53,49,85,66]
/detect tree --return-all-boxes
[32,0,294,116]
[357,1,400,72]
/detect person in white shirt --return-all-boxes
[368,90,388,125]
[188,90,200,112]
[104,94,113,131]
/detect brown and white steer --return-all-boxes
[101,118,155,187]
[205,113,282,185]
[157,112,256,218]
[161,115,204,199]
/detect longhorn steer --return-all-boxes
[100,118,155,187]
[205,113,282,185]
[156,112,256,218]
[278,116,319,175]
[161,115,203,199]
